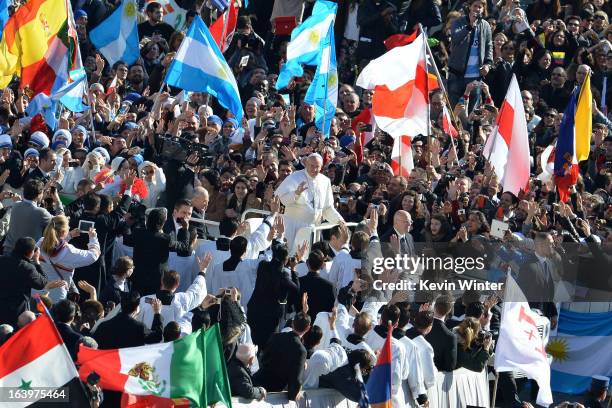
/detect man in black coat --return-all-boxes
[227,344,266,401]
[72,183,133,295]
[319,349,375,402]
[123,208,191,296]
[0,238,48,327]
[299,250,335,322]
[517,232,561,329]
[424,293,457,372]
[253,312,310,401]
[93,291,163,349]
[52,300,83,361]
[24,148,56,185]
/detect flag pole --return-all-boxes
[321,24,333,139]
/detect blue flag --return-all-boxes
[0,0,8,36]
[304,24,337,137]
[89,0,140,66]
[55,76,90,113]
[26,94,58,130]
[165,16,243,121]
[276,0,337,90]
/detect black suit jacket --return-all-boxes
[55,322,83,361]
[123,227,191,296]
[517,253,560,319]
[424,318,457,372]
[94,312,163,349]
[253,331,306,400]
[299,272,335,322]
[0,255,48,327]
[319,364,362,402]
[24,167,50,185]
[227,357,264,400]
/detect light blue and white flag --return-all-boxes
[165,16,243,121]
[55,76,89,113]
[276,0,337,90]
[26,93,58,130]
[551,308,612,394]
[304,24,337,138]
[90,0,140,66]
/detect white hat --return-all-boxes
[52,129,72,148]
[110,156,127,174]
[92,147,110,165]
[30,131,50,149]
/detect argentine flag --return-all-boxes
[55,76,89,113]
[304,24,337,138]
[90,0,140,66]
[165,16,243,121]
[26,94,58,130]
[276,0,337,90]
[551,308,612,394]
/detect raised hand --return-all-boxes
[295,181,308,196]
[197,252,213,271]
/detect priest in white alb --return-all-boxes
[275,153,344,253]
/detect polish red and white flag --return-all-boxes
[356,32,429,138]
[483,75,530,196]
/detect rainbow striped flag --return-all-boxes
[366,323,393,408]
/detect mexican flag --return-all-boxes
[0,313,90,407]
[77,324,232,408]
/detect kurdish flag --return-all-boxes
[0,0,78,94]
[550,308,612,394]
[0,313,90,407]
[366,323,393,408]
[77,324,232,408]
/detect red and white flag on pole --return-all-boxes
[210,0,237,52]
[483,75,530,196]
[390,135,414,177]
[356,32,429,138]
[495,274,554,407]
[106,75,118,95]
[442,104,458,138]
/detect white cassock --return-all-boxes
[205,258,261,309]
[365,329,410,407]
[195,215,274,264]
[275,170,343,253]
[412,334,438,391]
[135,274,207,335]
[399,336,425,408]
[302,339,348,389]
[327,248,361,294]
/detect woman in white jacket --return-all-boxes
[57,148,84,198]
[35,215,101,302]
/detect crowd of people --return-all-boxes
[0,0,611,406]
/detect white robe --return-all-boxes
[413,334,438,390]
[303,340,348,389]
[275,170,343,253]
[399,336,425,408]
[205,258,260,309]
[327,249,361,293]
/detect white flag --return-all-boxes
[495,275,553,406]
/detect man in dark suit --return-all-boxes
[163,199,193,240]
[228,344,266,400]
[72,184,133,295]
[0,238,48,327]
[424,293,457,372]
[380,210,416,257]
[517,232,561,329]
[52,300,83,361]
[93,290,163,349]
[123,208,191,296]
[299,250,335,322]
[24,148,56,185]
[319,349,375,402]
[584,376,609,408]
[253,312,310,401]
[3,180,53,255]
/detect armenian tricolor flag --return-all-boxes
[366,324,393,408]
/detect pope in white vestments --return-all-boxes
[275,154,344,253]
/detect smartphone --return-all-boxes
[281,94,291,105]
[87,372,101,386]
[78,220,95,233]
[144,297,154,304]
[363,124,373,132]
[224,289,232,296]
[239,55,250,68]
[68,160,80,168]
[339,197,348,204]
[457,209,466,215]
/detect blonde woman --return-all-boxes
[35,215,101,302]
[452,317,492,372]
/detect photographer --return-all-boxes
[453,316,492,373]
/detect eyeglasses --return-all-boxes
[595,15,606,20]
[502,47,515,51]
